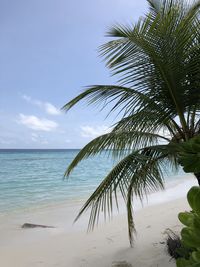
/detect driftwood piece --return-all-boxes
[21,223,55,229]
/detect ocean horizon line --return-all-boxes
[0,148,81,151]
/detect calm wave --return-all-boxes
[0,149,116,214]
[0,149,185,214]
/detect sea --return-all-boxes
[0,149,192,215]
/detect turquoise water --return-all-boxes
[0,149,116,214]
[0,149,184,215]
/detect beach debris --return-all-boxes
[160,241,165,244]
[21,223,55,229]
[112,261,132,267]
[165,229,182,259]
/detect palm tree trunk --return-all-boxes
[194,173,200,186]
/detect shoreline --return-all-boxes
[0,173,195,217]
[0,174,196,266]
[0,196,190,267]
[0,175,196,242]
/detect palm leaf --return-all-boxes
[62,85,184,139]
[100,1,200,133]
[65,131,170,176]
[74,145,171,245]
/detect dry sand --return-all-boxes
[0,196,190,267]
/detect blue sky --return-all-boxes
[0,0,147,148]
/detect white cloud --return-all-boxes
[0,138,15,145]
[22,94,61,115]
[44,103,61,115]
[30,133,49,144]
[22,95,31,102]
[18,114,58,131]
[31,133,39,142]
[80,125,110,138]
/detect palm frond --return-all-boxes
[74,145,170,245]
[62,85,134,112]
[62,85,185,140]
[147,0,162,14]
[65,131,170,176]
[100,1,200,134]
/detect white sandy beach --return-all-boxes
[0,176,196,267]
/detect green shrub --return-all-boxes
[178,136,200,173]
[176,186,200,267]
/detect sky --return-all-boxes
[0,0,148,149]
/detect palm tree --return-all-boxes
[63,0,200,246]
